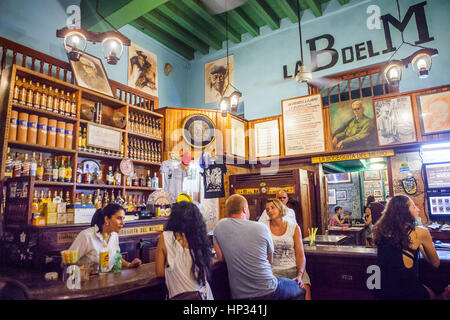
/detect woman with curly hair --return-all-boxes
[373,195,444,300]
[155,201,213,299]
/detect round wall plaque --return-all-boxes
[120,158,134,176]
[182,114,215,148]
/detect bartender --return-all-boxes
[258,190,297,224]
[69,203,142,272]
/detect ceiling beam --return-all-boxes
[228,8,260,37]
[158,2,222,50]
[338,0,350,5]
[181,0,241,44]
[246,0,280,30]
[304,0,322,17]
[142,11,209,54]
[130,18,194,60]
[274,0,298,23]
[81,0,169,31]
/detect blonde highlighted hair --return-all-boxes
[266,198,287,217]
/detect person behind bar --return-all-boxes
[363,195,375,246]
[69,204,142,273]
[330,206,345,226]
[373,195,446,300]
[258,190,297,224]
[155,201,214,300]
[214,194,305,300]
[263,198,312,300]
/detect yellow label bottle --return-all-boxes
[99,234,110,273]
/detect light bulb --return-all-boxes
[102,37,123,65]
[389,67,398,80]
[417,58,427,70]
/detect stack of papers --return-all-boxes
[440,224,450,231]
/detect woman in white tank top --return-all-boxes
[264,198,312,300]
[155,201,213,300]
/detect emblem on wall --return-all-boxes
[401,176,418,195]
[182,114,215,148]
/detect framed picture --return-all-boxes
[328,188,336,205]
[374,95,416,146]
[364,181,382,189]
[69,51,113,97]
[373,189,382,197]
[364,190,371,197]
[329,97,378,151]
[205,55,234,104]
[417,90,450,135]
[327,172,352,184]
[364,170,381,180]
[336,190,347,201]
[128,42,158,97]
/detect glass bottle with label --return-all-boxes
[47,86,54,111]
[99,234,110,273]
[114,167,121,186]
[34,82,41,109]
[71,93,77,117]
[4,148,13,178]
[26,80,34,107]
[53,88,60,113]
[44,158,53,181]
[22,153,30,176]
[13,76,21,103]
[58,157,66,182]
[65,191,71,205]
[83,164,91,184]
[147,170,152,188]
[36,153,44,181]
[65,156,72,183]
[40,84,48,109]
[30,152,37,177]
[19,78,28,105]
[59,90,66,114]
[106,166,114,185]
[152,172,159,189]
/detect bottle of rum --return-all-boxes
[47,86,54,111]
[78,127,83,150]
[139,174,146,187]
[107,166,114,185]
[59,90,66,114]
[76,163,83,184]
[58,157,66,182]
[36,153,44,181]
[30,152,37,177]
[40,84,48,109]
[13,76,21,103]
[114,167,121,186]
[71,93,77,117]
[152,172,159,189]
[26,80,34,107]
[34,82,41,108]
[13,153,22,177]
[19,78,28,105]
[74,193,81,205]
[53,88,60,113]
[103,191,109,208]
[65,156,72,183]
[147,170,152,188]
[99,234,110,273]
[4,148,13,178]
[44,158,53,181]
[21,153,30,176]
[82,164,91,184]
[65,191,71,206]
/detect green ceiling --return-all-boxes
[81,0,350,60]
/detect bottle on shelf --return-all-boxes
[114,167,121,186]
[132,171,139,187]
[116,190,125,206]
[92,168,99,184]
[80,192,86,205]
[30,152,37,177]
[12,152,22,178]
[110,191,115,204]
[65,191,71,206]
[76,163,83,184]
[19,78,27,105]
[59,90,66,114]
[36,153,44,181]
[44,157,53,181]
[87,194,93,205]
[13,76,21,103]
[82,164,91,184]
[21,153,30,176]
[53,88,60,114]
[152,172,159,189]
[107,166,114,185]
[71,93,77,117]
[4,148,13,178]
[65,91,71,116]
[47,86,54,112]
[58,156,66,182]
[94,189,101,209]
[31,190,40,219]
[139,174,146,187]
[26,80,34,107]
[40,84,48,109]
[65,156,72,183]
[45,190,52,203]
[103,191,109,208]
[34,82,41,109]
[147,170,152,188]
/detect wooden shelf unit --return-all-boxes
[1,65,164,225]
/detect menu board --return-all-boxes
[282,94,325,156]
[254,120,279,157]
[230,117,246,158]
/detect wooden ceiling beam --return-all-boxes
[275,0,298,23]
[228,8,260,37]
[246,0,280,30]
[304,0,322,17]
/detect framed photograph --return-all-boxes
[329,97,378,151]
[205,55,234,104]
[364,190,371,197]
[364,170,381,180]
[417,90,450,135]
[328,188,336,205]
[374,95,416,146]
[128,42,158,97]
[336,190,347,201]
[326,172,352,184]
[373,189,382,197]
[69,51,113,97]
[364,181,382,189]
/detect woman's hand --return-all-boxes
[128,258,142,268]
[293,275,305,288]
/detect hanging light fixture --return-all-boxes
[384,60,403,87]
[63,30,87,61]
[102,37,123,65]
[218,10,242,117]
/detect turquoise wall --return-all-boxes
[0,0,448,120]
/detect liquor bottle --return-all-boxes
[52,156,59,181]
[120,137,124,157]
[93,189,101,209]
[110,191,115,204]
[12,153,22,177]
[34,82,41,108]
[65,191,71,205]
[59,190,64,203]
[152,172,159,189]
[64,92,70,116]
[113,251,122,273]
[76,163,83,184]
[22,153,30,176]
[65,156,72,183]
[36,153,44,181]
[80,192,86,205]
[126,174,132,187]
[59,90,66,114]
[129,113,134,132]
[87,194,93,205]
[83,164,91,184]
[70,93,77,117]
[40,84,48,109]
[4,148,13,178]
[147,170,152,188]
[132,171,139,187]
[53,88,60,113]
[103,191,109,208]
[19,78,27,105]
[151,117,156,136]
[47,86,54,111]
[74,193,81,205]
[106,166,114,185]
[52,190,59,203]
[78,127,83,150]
[81,127,87,151]
[26,80,34,107]
[31,190,40,218]
[114,167,121,186]
[99,234,110,273]
[44,157,53,181]
[139,174,146,187]
[13,76,21,103]
[58,157,66,182]
[30,152,37,177]
[116,190,125,206]
[46,190,52,203]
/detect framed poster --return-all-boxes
[230,117,246,158]
[128,42,158,97]
[328,188,336,205]
[364,181,382,189]
[281,93,325,156]
[69,51,113,97]
[374,95,416,146]
[373,189,382,197]
[326,172,352,184]
[254,120,279,157]
[364,170,381,180]
[205,55,234,104]
[336,190,347,201]
[329,97,378,151]
[417,90,450,135]
[87,123,121,151]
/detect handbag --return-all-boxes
[169,290,206,300]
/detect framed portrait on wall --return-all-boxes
[336,190,347,201]
[329,97,378,151]
[374,95,416,146]
[417,90,450,135]
[205,55,234,104]
[128,42,158,97]
[364,170,381,180]
[328,188,337,205]
[326,172,352,184]
[69,51,113,97]
[373,189,382,197]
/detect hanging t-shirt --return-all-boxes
[202,163,227,199]
[160,159,187,198]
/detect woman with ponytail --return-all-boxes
[69,203,141,272]
[155,201,213,299]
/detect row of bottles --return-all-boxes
[78,125,124,157]
[31,189,72,226]
[125,170,159,188]
[129,112,162,138]
[13,76,77,117]
[76,164,122,186]
[128,137,161,163]
[5,151,72,182]
[75,189,147,212]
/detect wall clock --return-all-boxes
[182,114,216,148]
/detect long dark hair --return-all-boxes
[366,195,375,208]
[91,203,125,232]
[164,201,212,286]
[373,195,417,249]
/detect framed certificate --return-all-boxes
[254,120,279,157]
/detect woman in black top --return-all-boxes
[373,195,440,300]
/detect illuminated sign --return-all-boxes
[312,149,394,163]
